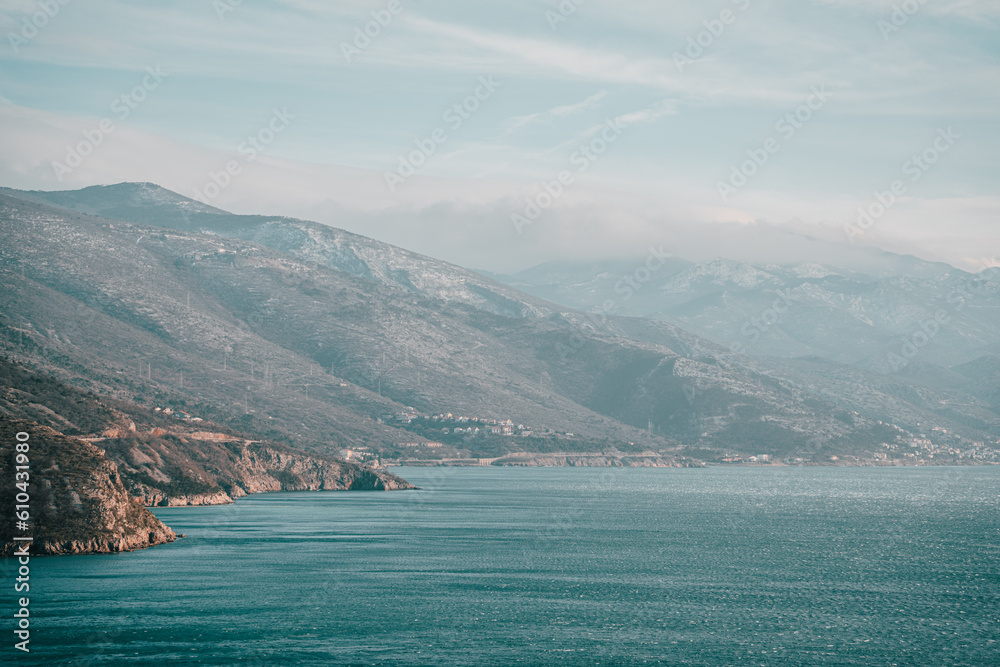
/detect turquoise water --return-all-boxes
[10,466,1000,665]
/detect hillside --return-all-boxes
[1,184,997,465]
[1,183,553,319]
[0,357,415,507]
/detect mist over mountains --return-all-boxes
[1,183,998,466]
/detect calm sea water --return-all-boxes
[11,467,1000,665]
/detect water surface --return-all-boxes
[14,466,1000,665]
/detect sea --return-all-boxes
[13,466,1000,665]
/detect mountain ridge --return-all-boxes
[1,183,997,468]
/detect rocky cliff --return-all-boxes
[0,420,176,556]
[0,358,416,555]
[0,357,416,509]
[115,435,415,507]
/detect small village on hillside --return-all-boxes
[393,409,535,436]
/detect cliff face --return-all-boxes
[0,359,416,555]
[117,436,415,507]
[0,357,416,509]
[0,420,176,556]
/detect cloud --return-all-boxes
[3,102,994,275]
[0,0,37,14]
[501,91,609,134]
[614,99,676,126]
[0,0,995,276]
[818,0,1000,21]
[406,17,683,89]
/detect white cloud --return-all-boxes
[501,91,609,134]
[406,17,683,89]
[0,0,995,276]
[614,99,677,126]
[1,102,994,275]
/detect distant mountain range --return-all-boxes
[1,183,998,468]
[490,255,1000,370]
[489,253,1000,430]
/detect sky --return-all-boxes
[0,0,998,273]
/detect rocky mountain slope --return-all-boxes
[0,357,415,508]
[493,255,1000,447]
[1,183,996,463]
[0,419,176,556]
[2,182,552,319]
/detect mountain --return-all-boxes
[494,256,1000,369]
[951,355,1000,412]
[0,190,653,453]
[1,183,997,466]
[1,183,552,319]
[502,256,1000,445]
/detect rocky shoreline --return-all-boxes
[0,420,177,557]
[134,467,416,507]
[122,438,417,508]
[1,418,415,557]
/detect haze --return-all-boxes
[1,0,998,272]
